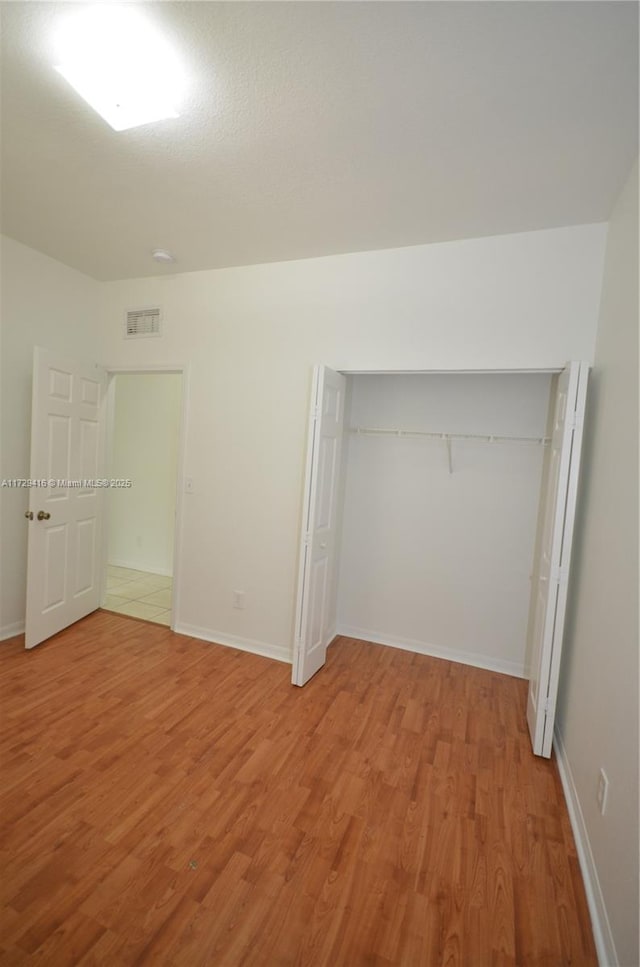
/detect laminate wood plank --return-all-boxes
[29,910,106,963]
[75,926,131,966]
[133,895,203,965]
[3,835,126,955]
[0,945,31,967]
[0,613,597,965]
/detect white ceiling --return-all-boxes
[1,2,637,281]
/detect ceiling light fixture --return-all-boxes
[151,249,176,263]
[54,6,186,132]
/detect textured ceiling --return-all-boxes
[1,1,638,281]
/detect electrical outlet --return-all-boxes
[596,768,609,815]
[185,477,195,494]
[233,590,245,610]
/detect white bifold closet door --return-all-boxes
[292,366,346,686]
[527,361,588,757]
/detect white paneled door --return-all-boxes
[25,348,106,649]
[292,366,346,686]
[527,361,588,757]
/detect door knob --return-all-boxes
[37,511,51,521]
[24,510,33,520]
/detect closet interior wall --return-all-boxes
[336,373,552,677]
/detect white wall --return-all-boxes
[108,373,181,576]
[337,374,551,676]
[0,236,101,638]
[555,163,638,966]
[97,223,606,661]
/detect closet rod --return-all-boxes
[349,427,550,445]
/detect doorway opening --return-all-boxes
[102,371,183,628]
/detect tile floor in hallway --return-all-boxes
[103,566,172,626]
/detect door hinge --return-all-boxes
[312,405,320,422]
[551,565,569,586]
[303,531,311,547]
[568,411,582,432]
[543,696,551,714]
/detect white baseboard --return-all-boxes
[553,726,617,967]
[108,559,173,577]
[0,621,25,642]
[336,624,526,678]
[174,622,291,666]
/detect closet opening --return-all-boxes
[337,371,551,676]
[293,364,588,759]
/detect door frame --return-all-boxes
[295,363,564,655]
[101,363,190,630]
[340,368,561,375]
[298,363,576,724]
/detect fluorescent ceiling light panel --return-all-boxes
[54,6,185,132]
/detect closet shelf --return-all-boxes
[348,427,550,446]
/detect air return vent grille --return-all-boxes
[124,307,162,338]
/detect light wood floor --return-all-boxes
[0,612,596,966]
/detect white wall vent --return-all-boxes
[124,307,162,338]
